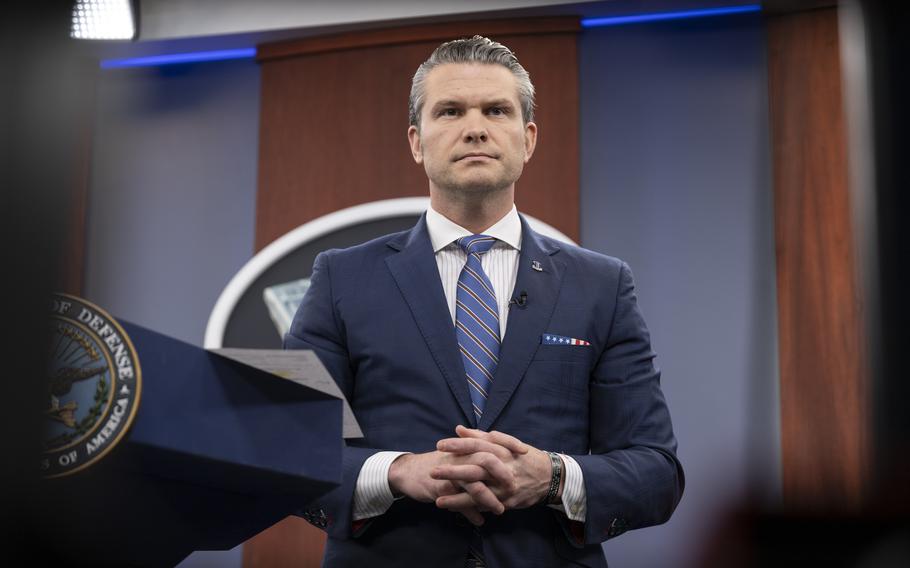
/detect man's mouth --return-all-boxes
[455,152,497,161]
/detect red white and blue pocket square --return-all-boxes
[542,333,590,346]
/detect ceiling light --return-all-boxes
[70,0,137,40]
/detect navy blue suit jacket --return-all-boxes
[284,213,683,567]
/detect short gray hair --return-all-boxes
[408,35,535,129]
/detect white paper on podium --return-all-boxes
[210,348,363,438]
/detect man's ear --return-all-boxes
[407,125,423,164]
[523,121,538,163]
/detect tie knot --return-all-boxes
[458,235,496,255]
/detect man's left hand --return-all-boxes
[431,425,556,512]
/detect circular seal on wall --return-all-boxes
[43,293,142,478]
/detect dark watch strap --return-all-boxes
[543,451,563,505]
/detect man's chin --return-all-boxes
[444,180,511,195]
[439,172,519,194]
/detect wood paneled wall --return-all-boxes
[766,7,869,509]
[246,18,581,566]
[60,102,94,297]
[254,17,581,251]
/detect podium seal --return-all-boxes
[44,294,142,478]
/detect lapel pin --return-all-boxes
[531,260,543,272]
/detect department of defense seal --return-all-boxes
[43,293,142,478]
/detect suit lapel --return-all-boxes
[385,215,475,426]
[478,216,564,431]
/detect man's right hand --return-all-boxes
[388,450,513,526]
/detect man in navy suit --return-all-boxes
[285,35,683,567]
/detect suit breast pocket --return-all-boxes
[532,343,593,364]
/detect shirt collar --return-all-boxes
[426,204,522,253]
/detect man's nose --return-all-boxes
[462,112,488,143]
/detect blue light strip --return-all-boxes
[100,47,257,69]
[581,4,761,27]
[98,5,760,68]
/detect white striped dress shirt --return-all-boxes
[352,205,586,522]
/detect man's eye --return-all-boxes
[440,108,459,117]
[488,107,506,116]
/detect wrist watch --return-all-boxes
[543,451,563,505]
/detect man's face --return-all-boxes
[408,63,537,197]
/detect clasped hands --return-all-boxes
[387,425,557,526]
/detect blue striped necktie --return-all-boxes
[455,234,500,423]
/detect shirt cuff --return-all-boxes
[352,451,410,521]
[547,453,586,522]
